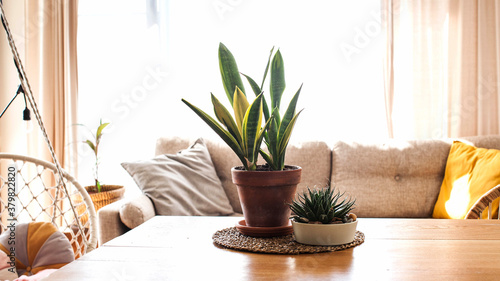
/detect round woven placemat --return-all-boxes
[212,227,364,255]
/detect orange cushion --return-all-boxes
[433,141,500,219]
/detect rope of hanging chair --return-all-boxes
[0,2,88,249]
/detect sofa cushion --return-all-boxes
[332,139,451,218]
[432,141,500,219]
[121,138,234,216]
[155,136,244,213]
[283,141,332,196]
[331,136,500,218]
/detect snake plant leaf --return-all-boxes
[181,98,248,169]
[269,112,279,152]
[241,73,270,121]
[260,46,275,89]
[241,73,261,96]
[270,49,286,111]
[219,43,245,105]
[233,87,249,132]
[241,94,264,163]
[268,108,280,165]
[279,84,302,139]
[211,93,242,144]
[259,150,273,169]
[279,109,303,157]
[252,117,273,169]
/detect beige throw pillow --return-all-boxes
[121,138,234,216]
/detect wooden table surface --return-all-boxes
[45,216,500,281]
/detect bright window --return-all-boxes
[77,0,386,191]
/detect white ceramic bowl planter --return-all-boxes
[292,220,358,246]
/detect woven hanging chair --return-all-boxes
[0,2,97,258]
[465,184,500,220]
[0,154,98,258]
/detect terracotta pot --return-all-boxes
[232,165,302,227]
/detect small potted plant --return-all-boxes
[182,43,303,230]
[80,119,124,212]
[290,186,357,246]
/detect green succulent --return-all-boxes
[181,43,302,171]
[290,186,356,224]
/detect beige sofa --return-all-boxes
[98,135,500,244]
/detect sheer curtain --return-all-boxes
[0,0,79,175]
[76,1,386,191]
[383,0,500,139]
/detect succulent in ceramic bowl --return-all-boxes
[290,185,357,245]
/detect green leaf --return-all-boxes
[259,150,273,168]
[270,49,286,110]
[261,46,275,89]
[95,122,110,144]
[241,73,270,121]
[182,98,248,169]
[279,84,302,139]
[278,109,303,157]
[85,140,96,154]
[253,115,274,167]
[232,87,249,132]
[268,108,279,157]
[96,122,109,137]
[241,94,263,163]
[219,43,245,105]
[211,94,242,144]
[241,73,261,96]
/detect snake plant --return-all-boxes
[239,45,303,171]
[290,186,356,224]
[182,43,302,171]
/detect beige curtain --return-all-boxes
[383,0,500,139]
[0,0,78,175]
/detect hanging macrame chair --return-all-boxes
[0,2,97,258]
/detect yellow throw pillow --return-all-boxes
[432,141,500,219]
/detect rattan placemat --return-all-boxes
[212,227,364,254]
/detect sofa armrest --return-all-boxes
[97,194,156,245]
[118,194,156,229]
[97,199,131,245]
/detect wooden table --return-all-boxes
[45,216,500,281]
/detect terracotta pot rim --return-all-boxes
[232,165,302,186]
[231,165,302,172]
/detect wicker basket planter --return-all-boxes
[85,185,125,212]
